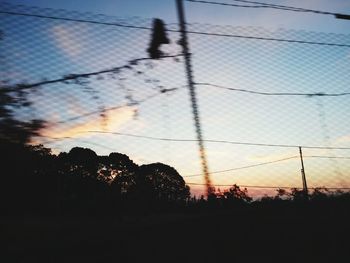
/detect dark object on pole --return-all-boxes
[299,146,309,199]
[147,18,170,59]
[176,0,213,196]
[335,13,350,20]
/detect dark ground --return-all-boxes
[2,208,350,263]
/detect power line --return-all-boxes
[38,131,350,160]
[56,105,126,125]
[47,88,177,125]
[305,155,350,160]
[186,182,298,188]
[184,155,350,177]
[185,182,350,190]
[0,10,152,30]
[25,83,177,134]
[196,82,350,97]
[78,130,350,150]
[186,0,350,17]
[232,0,348,17]
[41,136,117,151]
[185,0,273,8]
[1,55,183,93]
[30,137,350,191]
[185,29,350,47]
[33,136,350,190]
[5,72,349,101]
[2,9,350,48]
[183,156,298,177]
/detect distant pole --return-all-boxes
[299,146,308,198]
[175,0,213,196]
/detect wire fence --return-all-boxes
[1,2,350,198]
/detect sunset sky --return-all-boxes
[2,0,350,197]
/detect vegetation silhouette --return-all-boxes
[0,82,44,145]
[0,32,44,145]
[0,143,193,216]
[2,142,349,262]
[1,140,349,215]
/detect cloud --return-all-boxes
[42,106,136,139]
[51,24,87,58]
[335,134,350,144]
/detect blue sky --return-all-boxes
[1,0,350,197]
[5,0,350,33]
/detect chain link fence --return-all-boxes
[1,2,350,198]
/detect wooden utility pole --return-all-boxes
[175,0,213,196]
[299,146,308,198]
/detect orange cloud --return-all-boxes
[42,106,136,140]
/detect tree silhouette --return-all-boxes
[108,152,138,188]
[107,152,139,212]
[0,31,44,145]
[138,163,190,204]
[57,147,109,214]
[0,142,57,214]
[0,84,44,145]
[61,147,99,179]
[310,187,329,201]
[223,184,252,204]
[275,188,290,200]
[290,187,307,201]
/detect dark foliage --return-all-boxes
[1,140,349,217]
[1,142,350,263]
[0,33,45,145]
[0,143,192,215]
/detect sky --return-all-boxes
[1,0,350,197]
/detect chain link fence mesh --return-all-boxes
[1,2,350,198]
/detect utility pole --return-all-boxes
[299,146,308,199]
[175,0,213,196]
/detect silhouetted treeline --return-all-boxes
[1,139,349,217]
[197,185,350,217]
[0,140,190,216]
